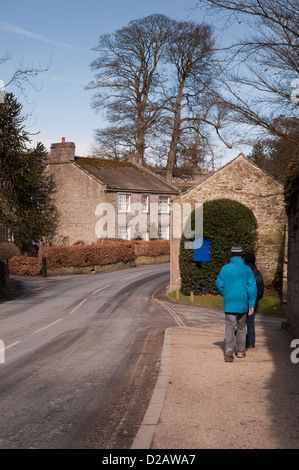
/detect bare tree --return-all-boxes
[162,21,222,182]
[88,15,233,179]
[0,53,49,100]
[87,14,173,162]
[92,125,135,160]
[173,133,206,178]
[194,0,299,145]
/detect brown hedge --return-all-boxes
[135,240,170,257]
[38,241,136,269]
[9,257,42,276]
[9,240,170,275]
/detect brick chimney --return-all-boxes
[50,138,75,163]
[126,152,143,167]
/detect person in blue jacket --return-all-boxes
[215,245,257,362]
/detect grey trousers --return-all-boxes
[225,313,247,354]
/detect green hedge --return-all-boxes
[179,199,258,295]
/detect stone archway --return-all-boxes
[170,154,286,292]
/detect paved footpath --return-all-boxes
[133,322,299,449]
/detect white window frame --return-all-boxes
[159,196,170,214]
[118,193,131,213]
[118,225,130,240]
[158,225,169,240]
[142,195,149,213]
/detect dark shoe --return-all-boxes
[224,349,234,362]
[236,352,246,358]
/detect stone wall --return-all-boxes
[47,161,104,245]
[50,140,75,163]
[47,141,172,244]
[286,194,299,337]
[170,155,287,292]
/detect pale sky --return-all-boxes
[1,0,249,165]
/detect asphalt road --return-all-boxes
[0,264,176,449]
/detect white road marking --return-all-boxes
[32,318,63,334]
[154,298,185,327]
[119,274,141,282]
[0,341,21,353]
[69,298,87,315]
[91,284,111,295]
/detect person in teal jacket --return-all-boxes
[215,245,257,362]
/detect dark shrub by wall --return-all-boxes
[179,199,258,295]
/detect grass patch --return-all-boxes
[168,290,223,310]
[168,288,282,316]
[257,292,282,315]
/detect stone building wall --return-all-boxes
[170,155,287,292]
[47,141,173,244]
[47,161,105,245]
[287,194,299,337]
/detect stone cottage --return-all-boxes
[46,139,179,245]
[170,153,287,292]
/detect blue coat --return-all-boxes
[215,257,257,313]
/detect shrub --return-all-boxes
[39,241,136,269]
[179,199,258,295]
[8,240,170,275]
[9,257,42,276]
[135,240,170,257]
[0,242,21,260]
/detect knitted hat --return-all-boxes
[231,245,243,256]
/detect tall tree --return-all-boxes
[0,93,57,253]
[163,21,216,181]
[92,125,135,160]
[88,14,173,161]
[195,0,299,145]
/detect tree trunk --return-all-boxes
[165,85,184,183]
[136,100,145,162]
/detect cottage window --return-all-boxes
[159,225,169,240]
[142,195,149,213]
[118,194,131,213]
[159,196,170,214]
[118,225,130,240]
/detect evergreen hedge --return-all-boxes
[179,199,258,295]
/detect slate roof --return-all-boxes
[74,157,179,195]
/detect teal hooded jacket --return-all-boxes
[215,257,258,313]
